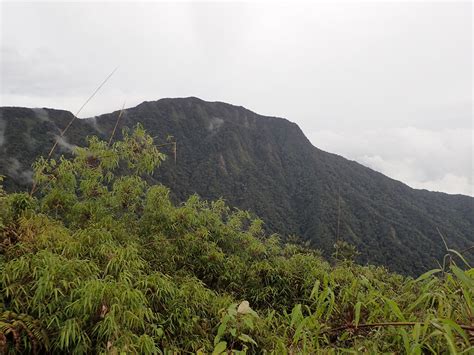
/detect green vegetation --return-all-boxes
[1,100,473,277]
[1,126,472,353]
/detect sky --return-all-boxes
[1,1,472,195]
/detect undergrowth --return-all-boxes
[0,125,472,353]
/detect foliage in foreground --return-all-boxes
[0,126,473,354]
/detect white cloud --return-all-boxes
[410,174,473,196]
[55,136,77,152]
[0,2,472,195]
[309,127,473,196]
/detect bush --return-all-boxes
[0,126,472,353]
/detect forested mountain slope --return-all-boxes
[2,128,472,353]
[0,97,472,275]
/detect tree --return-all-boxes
[332,240,360,262]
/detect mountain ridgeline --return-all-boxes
[0,97,472,276]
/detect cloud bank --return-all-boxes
[310,127,473,195]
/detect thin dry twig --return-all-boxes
[30,67,118,196]
[47,67,118,159]
[437,227,450,252]
[151,136,177,163]
[460,245,474,254]
[108,101,126,146]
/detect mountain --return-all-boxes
[0,97,472,276]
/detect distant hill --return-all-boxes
[0,97,472,275]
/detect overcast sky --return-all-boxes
[1,1,472,195]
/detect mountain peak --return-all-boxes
[0,101,472,275]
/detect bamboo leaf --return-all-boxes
[354,302,362,327]
[385,298,405,322]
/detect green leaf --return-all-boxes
[442,324,458,354]
[447,249,471,268]
[385,298,405,322]
[290,304,303,327]
[412,322,421,343]
[310,280,320,300]
[400,329,410,353]
[212,341,227,355]
[215,315,230,345]
[415,268,442,282]
[293,317,308,343]
[243,316,254,330]
[238,334,257,345]
[354,302,362,327]
[441,319,470,346]
[451,265,474,289]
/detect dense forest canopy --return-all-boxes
[1,127,472,353]
[1,100,472,277]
